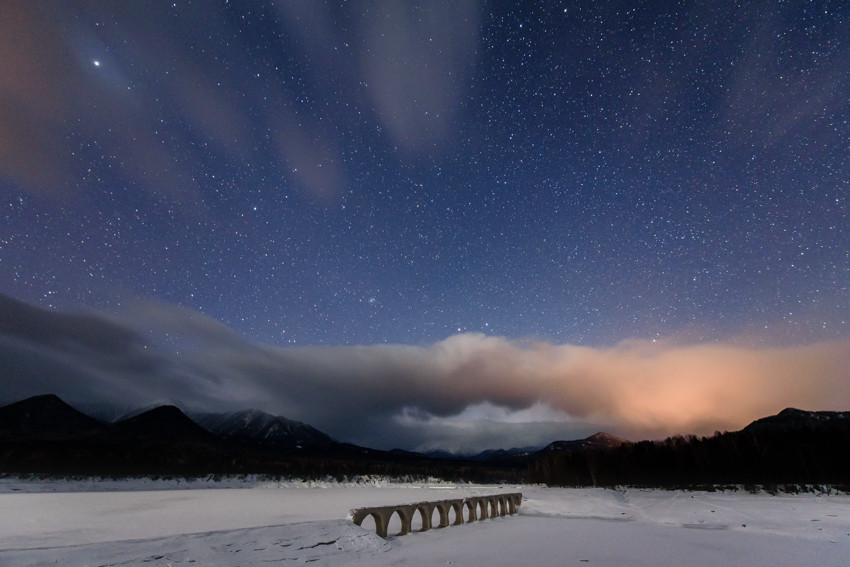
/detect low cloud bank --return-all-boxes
[2,294,849,451]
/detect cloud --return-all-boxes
[0,3,77,197]
[0,3,210,211]
[2,293,849,450]
[0,1,481,211]
[392,402,597,454]
[355,0,480,153]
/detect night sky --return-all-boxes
[2,1,849,452]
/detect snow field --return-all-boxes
[0,479,848,566]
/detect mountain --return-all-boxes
[422,446,538,461]
[468,446,543,463]
[422,434,629,464]
[114,399,192,423]
[469,433,629,465]
[539,432,631,455]
[0,394,104,439]
[19,394,848,487]
[193,409,335,449]
[0,395,525,481]
[111,405,218,444]
[0,395,515,480]
[423,449,459,460]
[743,408,850,435]
[530,411,850,488]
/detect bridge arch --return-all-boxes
[428,503,442,529]
[394,506,415,536]
[413,503,433,532]
[352,509,389,538]
[433,502,447,528]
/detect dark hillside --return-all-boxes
[0,395,524,482]
[530,409,850,488]
[0,394,104,439]
[111,406,218,444]
[539,432,630,455]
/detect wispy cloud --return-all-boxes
[2,294,849,450]
[355,0,480,153]
[0,2,480,210]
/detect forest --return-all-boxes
[528,410,850,489]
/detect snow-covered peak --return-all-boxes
[193,409,335,448]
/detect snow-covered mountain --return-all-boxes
[193,409,335,449]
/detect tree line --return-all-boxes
[528,425,850,489]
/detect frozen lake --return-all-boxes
[0,478,848,566]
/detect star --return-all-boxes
[1,1,848,349]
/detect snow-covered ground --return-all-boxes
[0,477,848,566]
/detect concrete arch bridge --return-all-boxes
[350,492,522,538]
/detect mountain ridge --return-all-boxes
[540,432,631,455]
[193,409,336,448]
[529,408,850,487]
[3,395,849,486]
[0,395,527,480]
[743,407,850,434]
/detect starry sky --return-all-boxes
[2,1,849,452]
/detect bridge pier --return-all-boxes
[464,498,478,522]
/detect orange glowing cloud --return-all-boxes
[274,333,850,441]
[3,294,850,449]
